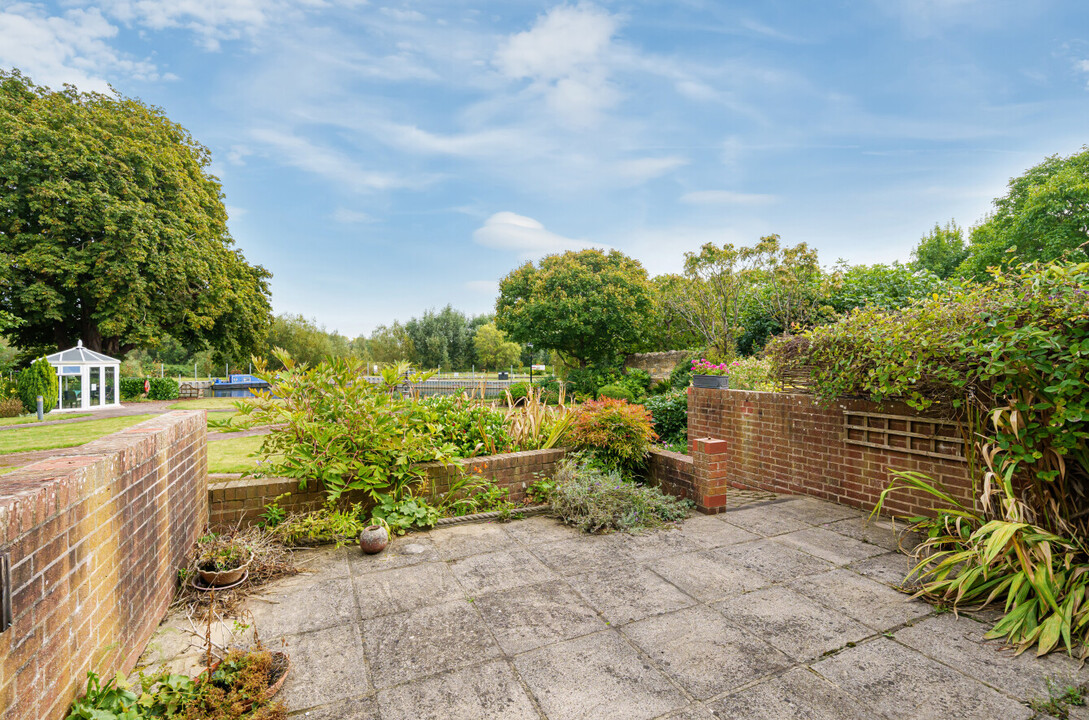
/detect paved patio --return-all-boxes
[143,496,1089,719]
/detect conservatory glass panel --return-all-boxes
[61,373,82,410]
[105,367,116,404]
[90,367,101,406]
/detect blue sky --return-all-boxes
[3,1,1089,336]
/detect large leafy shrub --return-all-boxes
[241,354,457,502]
[0,397,22,417]
[120,377,145,399]
[16,358,57,413]
[726,356,778,391]
[643,391,687,446]
[147,377,179,400]
[548,456,691,533]
[777,260,1089,655]
[597,383,635,402]
[568,397,656,475]
[419,394,515,457]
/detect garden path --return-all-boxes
[143,496,1089,719]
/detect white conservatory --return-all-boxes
[44,341,122,412]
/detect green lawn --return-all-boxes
[170,398,249,410]
[0,412,91,427]
[0,414,159,454]
[207,435,269,473]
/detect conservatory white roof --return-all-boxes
[45,340,119,365]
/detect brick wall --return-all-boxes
[0,412,207,720]
[646,449,697,505]
[687,388,973,518]
[209,448,568,528]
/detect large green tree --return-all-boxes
[911,220,968,279]
[471,323,521,371]
[267,313,350,367]
[495,249,652,367]
[0,70,271,360]
[404,305,475,371]
[959,147,1089,279]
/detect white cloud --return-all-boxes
[97,0,281,50]
[332,208,373,223]
[614,156,688,185]
[464,280,498,296]
[226,144,252,166]
[680,190,779,206]
[375,123,529,157]
[0,5,158,91]
[494,4,621,127]
[1077,59,1089,88]
[250,128,417,192]
[472,211,605,256]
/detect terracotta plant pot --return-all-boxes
[359,525,389,554]
[197,552,253,587]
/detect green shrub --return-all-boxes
[725,356,778,391]
[0,376,17,400]
[147,377,179,400]
[120,377,145,399]
[568,397,657,475]
[0,397,22,418]
[596,383,634,402]
[669,354,696,389]
[268,500,367,547]
[240,354,455,503]
[643,391,687,445]
[507,381,530,403]
[16,358,57,414]
[548,456,691,533]
[420,395,515,457]
[618,368,651,400]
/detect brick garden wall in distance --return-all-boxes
[209,447,568,528]
[0,412,207,720]
[687,388,973,518]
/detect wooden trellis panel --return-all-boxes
[844,410,965,462]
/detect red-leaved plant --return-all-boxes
[568,397,657,476]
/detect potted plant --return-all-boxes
[195,533,253,587]
[689,358,730,389]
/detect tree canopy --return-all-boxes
[959,146,1089,279]
[472,322,521,370]
[0,70,271,361]
[495,249,652,367]
[911,221,968,279]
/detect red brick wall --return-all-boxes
[0,412,207,720]
[209,448,569,528]
[687,388,973,518]
[646,449,697,504]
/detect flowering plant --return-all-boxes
[690,358,730,377]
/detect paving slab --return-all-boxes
[788,568,932,631]
[502,515,582,546]
[293,546,353,577]
[474,580,606,654]
[669,514,760,549]
[894,613,1089,701]
[377,659,539,720]
[648,550,768,603]
[279,624,370,710]
[713,537,835,583]
[248,574,356,638]
[823,516,920,553]
[448,547,559,597]
[775,496,865,525]
[711,666,879,720]
[657,704,717,719]
[848,551,920,588]
[623,605,792,699]
[714,585,873,662]
[353,561,462,619]
[363,598,501,688]
[567,565,697,625]
[350,535,442,574]
[621,526,707,563]
[812,637,1033,720]
[430,522,514,560]
[720,503,813,536]
[773,526,888,565]
[529,533,636,576]
[513,630,687,720]
[288,694,380,719]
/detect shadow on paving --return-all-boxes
[141,495,1089,720]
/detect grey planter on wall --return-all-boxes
[691,374,730,389]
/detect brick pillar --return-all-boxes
[691,437,729,513]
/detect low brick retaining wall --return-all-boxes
[0,412,207,720]
[687,388,972,518]
[209,448,568,528]
[646,449,697,504]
